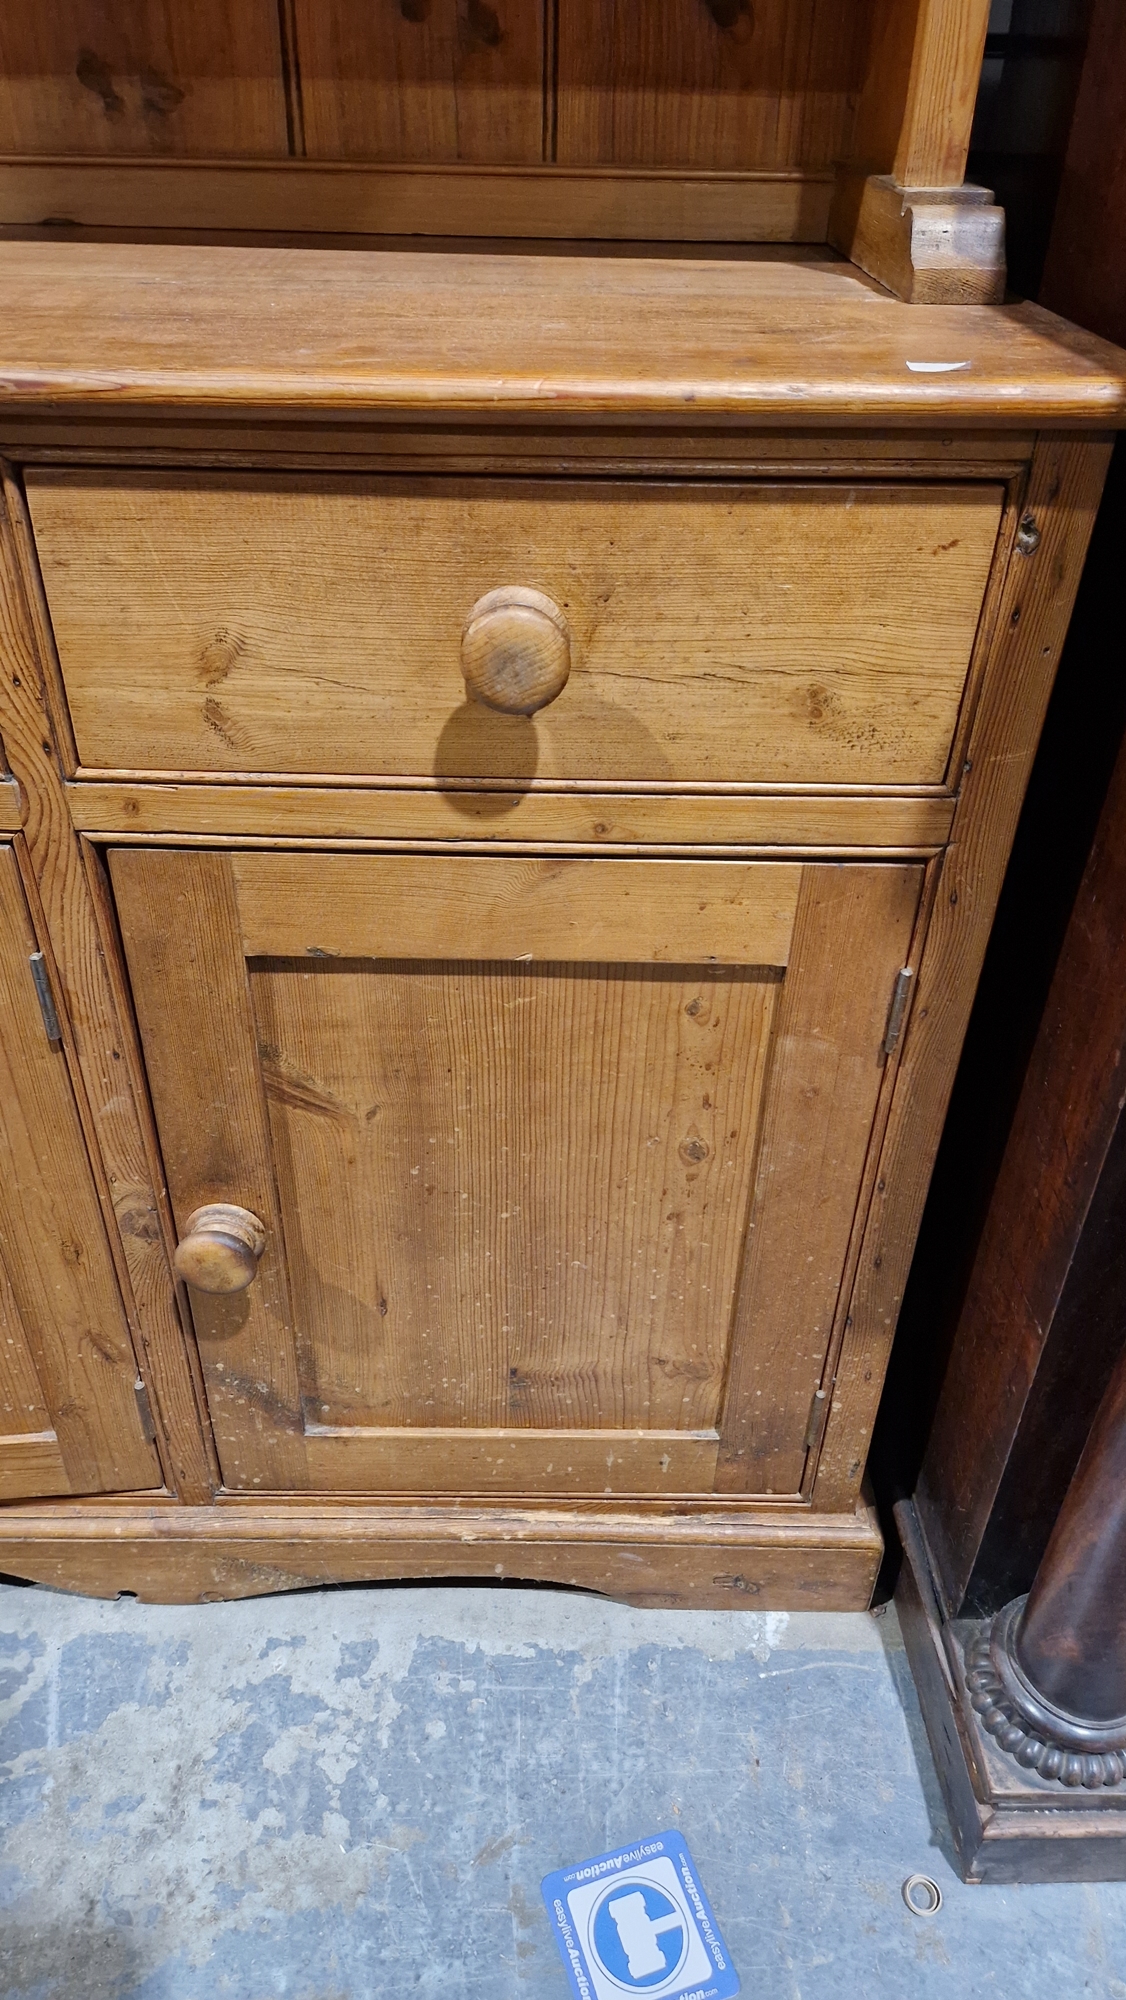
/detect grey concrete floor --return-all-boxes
[3,1581,1126,1998]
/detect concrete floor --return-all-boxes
[3,1581,1126,1998]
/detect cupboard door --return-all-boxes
[0,846,160,1499]
[111,849,921,1497]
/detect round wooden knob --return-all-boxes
[173,1204,267,1294]
[461,587,571,715]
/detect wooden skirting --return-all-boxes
[0,1494,883,1608]
[0,160,834,244]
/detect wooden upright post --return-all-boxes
[830,0,1005,303]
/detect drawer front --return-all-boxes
[29,473,1003,787]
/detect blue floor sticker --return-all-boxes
[542,1831,740,2000]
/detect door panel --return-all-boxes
[0,844,160,1498]
[111,847,921,1496]
[254,956,777,1434]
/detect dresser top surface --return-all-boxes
[0,240,1123,429]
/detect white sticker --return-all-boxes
[905,360,972,373]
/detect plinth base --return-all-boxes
[895,1499,1126,1882]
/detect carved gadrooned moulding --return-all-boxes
[965,1598,1126,1789]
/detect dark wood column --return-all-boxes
[963,1344,1126,1789]
[1017,1350,1126,1728]
[915,662,1126,1617]
[893,0,1126,1880]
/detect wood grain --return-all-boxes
[0,1229,71,1499]
[108,846,307,1493]
[0,1493,884,1608]
[557,0,873,172]
[830,0,999,300]
[231,853,800,963]
[1,420,1033,475]
[28,473,1002,787]
[716,862,923,1493]
[829,173,1006,306]
[295,0,545,165]
[846,0,991,187]
[0,1,289,158]
[112,845,806,1487]
[892,0,991,188]
[0,1433,70,1501]
[0,843,157,1494]
[253,950,776,1437]
[67,783,957,853]
[0,1248,55,1442]
[816,437,1116,1511]
[0,161,834,243]
[0,470,215,1500]
[299,1430,719,1494]
[0,244,1123,426]
[109,841,926,1503]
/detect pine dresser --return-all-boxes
[0,0,1123,1605]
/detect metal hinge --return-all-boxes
[881,966,915,1058]
[804,1385,831,1454]
[28,951,61,1044]
[133,1376,157,1445]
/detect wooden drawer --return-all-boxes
[27,472,1003,788]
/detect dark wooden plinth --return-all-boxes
[895,1501,1126,1883]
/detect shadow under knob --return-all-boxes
[174,1203,267,1294]
[461,587,571,715]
